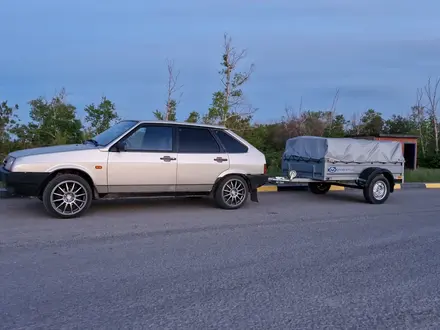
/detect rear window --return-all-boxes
[215,130,248,153]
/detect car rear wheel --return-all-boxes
[42,174,93,218]
[215,175,249,209]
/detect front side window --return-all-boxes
[178,127,220,153]
[124,126,173,152]
[93,120,138,146]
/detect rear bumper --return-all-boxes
[0,167,49,197]
[246,174,268,203]
[247,174,269,190]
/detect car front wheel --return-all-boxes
[42,174,93,218]
[215,175,249,210]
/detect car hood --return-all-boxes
[9,144,98,158]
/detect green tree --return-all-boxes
[424,77,440,154]
[324,114,347,137]
[301,111,328,136]
[203,33,256,130]
[280,92,346,139]
[280,107,347,138]
[84,96,120,137]
[322,89,345,137]
[383,114,416,135]
[0,100,19,158]
[153,99,177,121]
[11,122,40,150]
[185,111,200,123]
[241,123,283,174]
[18,89,83,146]
[359,109,384,136]
[152,110,164,121]
[410,89,428,158]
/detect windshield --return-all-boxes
[92,120,138,146]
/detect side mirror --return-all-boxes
[115,141,126,152]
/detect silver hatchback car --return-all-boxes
[1,121,269,218]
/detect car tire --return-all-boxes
[214,175,249,210]
[42,174,93,219]
[308,182,331,194]
[363,174,390,204]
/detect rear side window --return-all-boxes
[178,127,221,153]
[215,130,248,153]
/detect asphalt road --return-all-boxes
[1,189,440,330]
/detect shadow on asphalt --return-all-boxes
[89,196,216,214]
[3,190,370,220]
[276,189,366,203]
[318,191,366,203]
[4,196,218,220]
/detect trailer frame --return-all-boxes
[269,164,404,204]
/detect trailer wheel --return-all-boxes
[308,182,331,195]
[363,175,390,204]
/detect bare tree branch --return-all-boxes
[326,88,340,135]
[413,87,426,157]
[350,112,362,135]
[424,76,440,153]
[221,33,256,122]
[330,89,340,113]
[164,59,183,121]
[298,96,303,114]
[416,87,424,106]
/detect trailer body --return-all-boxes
[275,136,405,204]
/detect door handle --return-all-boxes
[160,156,176,162]
[214,157,228,163]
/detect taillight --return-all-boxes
[264,164,267,174]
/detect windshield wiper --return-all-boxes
[84,139,99,146]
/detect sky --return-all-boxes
[1,0,440,124]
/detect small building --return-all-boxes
[347,134,418,170]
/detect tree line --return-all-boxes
[1,34,440,172]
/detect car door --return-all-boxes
[107,124,177,193]
[176,126,230,192]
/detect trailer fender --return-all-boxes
[358,167,395,192]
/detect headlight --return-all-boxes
[3,156,15,171]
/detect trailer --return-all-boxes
[269,136,405,204]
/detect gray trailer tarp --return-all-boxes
[283,136,404,163]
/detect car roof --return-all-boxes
[125,120,227,130]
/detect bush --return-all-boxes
[418,154,440,169]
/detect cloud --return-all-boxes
[1,0,440,122]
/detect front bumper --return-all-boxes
[0,167,50,197]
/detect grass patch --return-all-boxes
[404,168,440,183]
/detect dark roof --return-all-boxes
[346,134,419,139]
[377,134,419,139]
